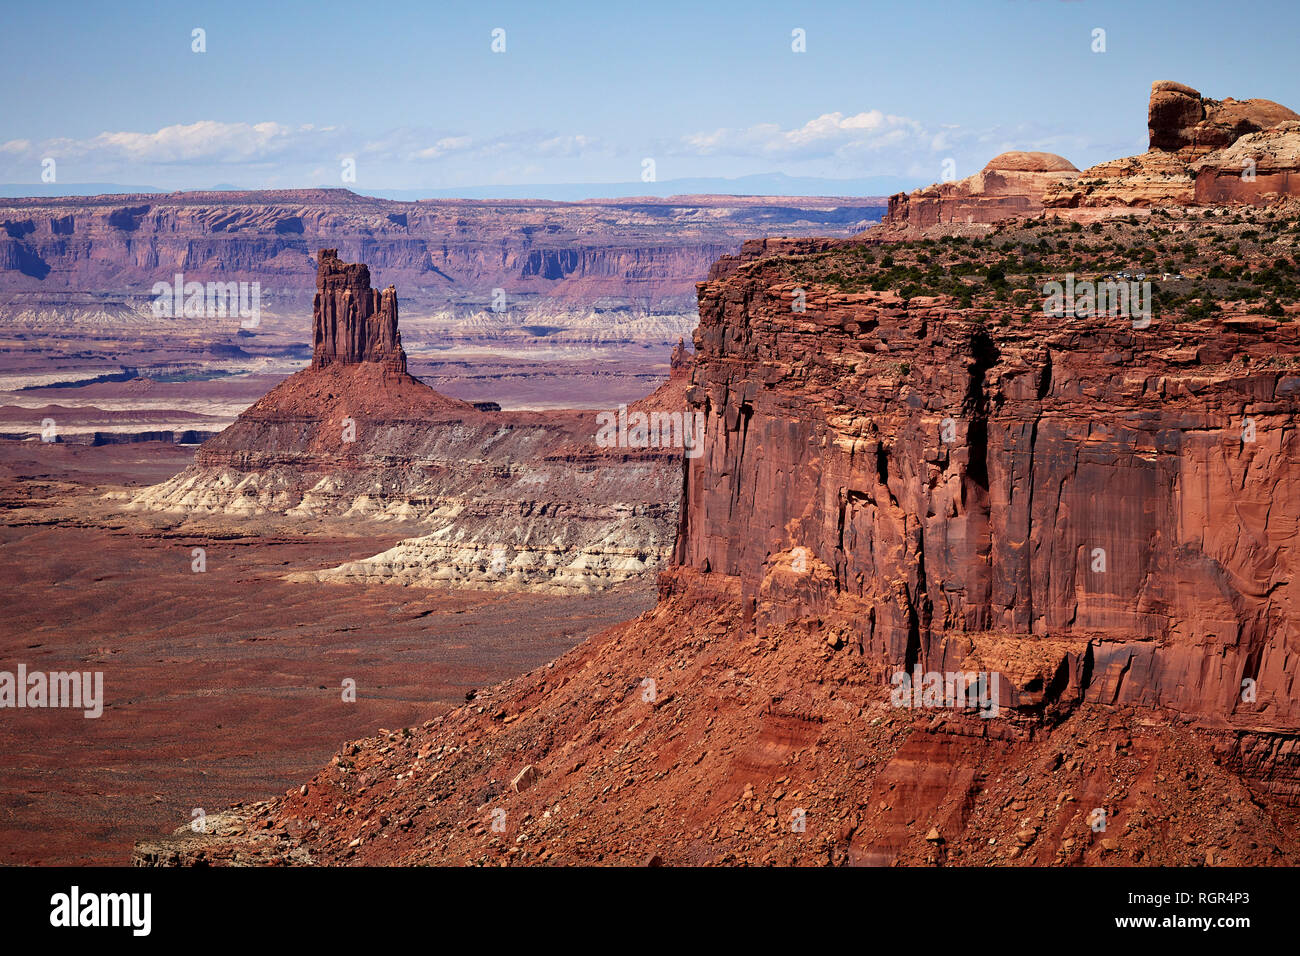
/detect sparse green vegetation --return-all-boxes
[773,207,1300,323]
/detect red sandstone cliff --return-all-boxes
[1045,81,1300,209]
[310,249,406,374]
[679,271,1300,741]
[880,152,1078,238]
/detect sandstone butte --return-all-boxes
[135,83,1300,867]
[878,150,1081,237]
[127,249,687,593]
[881,80,1300,238]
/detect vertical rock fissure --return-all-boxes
[911,516,932,671]
[729,402,754,518]
[964,328,998,489]
[963,328,999,627]
[671,442,693,567]
[1025,415,1040,630]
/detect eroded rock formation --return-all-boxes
[878,81,1300,222]
[1148,80,1299,153]
[880,152,1078,238]
[129,251,687,592]
[1045,81,1300,209]
[311,249,406,373]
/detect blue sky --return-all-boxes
[2,0,1298,194]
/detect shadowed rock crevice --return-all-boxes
[963,329,999,491]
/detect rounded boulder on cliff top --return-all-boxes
[1152,80,1200,98]
[983,151,1078,173]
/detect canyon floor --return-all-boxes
[130,570,1300,868]
[0,440,653,865]
[0,333,679,444]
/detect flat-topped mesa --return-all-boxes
[311,249,407,373]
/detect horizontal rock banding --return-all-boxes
[881,152,1078,237]
[130,250,688,593]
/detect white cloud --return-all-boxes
[0,110,1129,190]
[672,108,1136,181]
[680,110,928,161]
[355,128,608,165]
[0,119,622,189]
[9,121,342,166]
[412,136,473,160]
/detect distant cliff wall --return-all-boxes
[0,190,886,310]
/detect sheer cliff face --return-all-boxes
[677,260,1300,738]
[310,249,406,373]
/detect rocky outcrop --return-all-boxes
[129,252,688,592]
[880,152,1078,238]
[310,249,406,373]
[1046,82,1300,209]
[1193,122,1300,205]
[1149,80,1299,153]
[874,82,1300,220]
[669,336,689,373]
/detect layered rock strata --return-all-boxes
[879,152,1078,238]
[129,251,687,592]
[0,190,885,313]
[1044,81,1300,209]
[137,239,1300,867]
